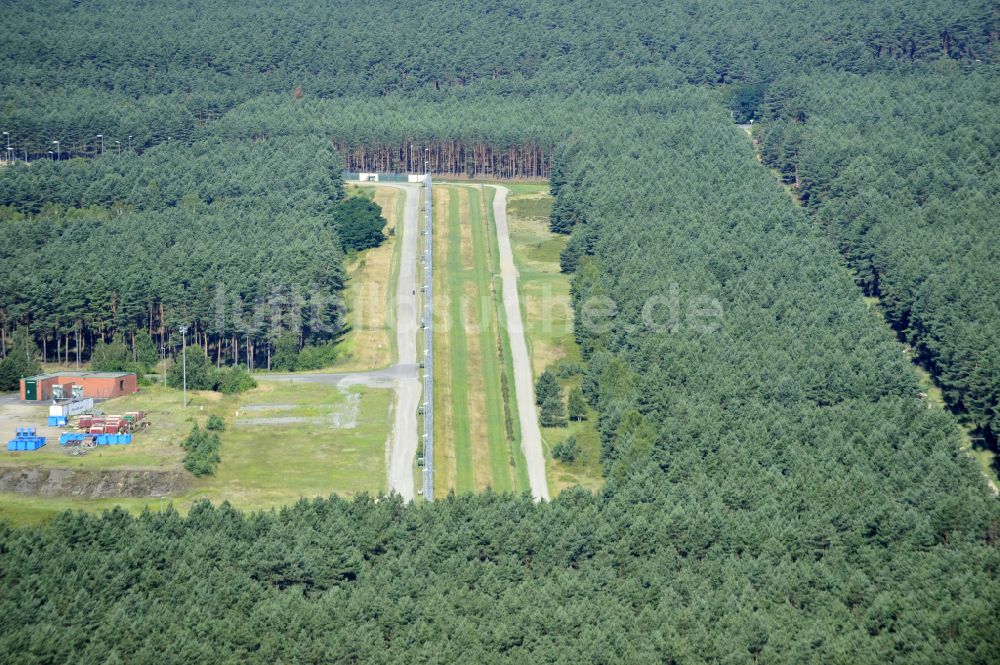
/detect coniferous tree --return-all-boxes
[568,386,587,421]
[540,392,566,427]
[0,326,41,390]
[535,369,560,407]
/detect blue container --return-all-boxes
[16,440,26,451]
[6,440,15,452]
[59,433,83,445]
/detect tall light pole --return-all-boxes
[128,135,132,151]
[2,132,9,162]
[160,345,166,386]
[96,134,104,155]
[115,140,120,157]
[179,325,188,408]
[48,150,53,161]
[52,140,59,161]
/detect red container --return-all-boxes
[104,424,118,434]
[89,426,103,435]
[78,417,92,429]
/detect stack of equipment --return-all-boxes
[7,428,46,452]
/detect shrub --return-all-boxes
[552,435,579,463]
[297,342,339,370]
[206,415,226,432]
[167,345,216,390]
[535,369,560,406]
[217,367,257,394]
[568,387,587,421]
[336,197,386,251]
[540,392,566,428]
[181,425,221,476]
[552,360,585,379]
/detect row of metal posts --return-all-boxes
[422,174,434,501]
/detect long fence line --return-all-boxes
[422,175,434,501]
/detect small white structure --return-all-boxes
[358,172,379,182]
[408,174,427,183]
[49,398,95,417]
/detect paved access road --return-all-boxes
[490,186,550,501]
[385,183,422,501]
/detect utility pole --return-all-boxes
[180,325,188,408]
[52,140,59,161]
[96,134,104,155]
[2,132,9,163]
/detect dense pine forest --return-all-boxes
[1,0,999,661]
[759,68,1000,443]
[0,137,346,368]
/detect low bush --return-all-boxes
[181,425,221,476]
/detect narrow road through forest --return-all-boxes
[490,186,550,501]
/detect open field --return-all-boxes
[0,382,391,525]
[503,185,604,494]
[327,185,404,371]
[432,185,522,494]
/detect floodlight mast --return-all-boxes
[179,325,189,408]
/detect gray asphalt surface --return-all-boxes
[384,183,422,500]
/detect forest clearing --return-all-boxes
[0,1,998,660]
[0,382,392,524]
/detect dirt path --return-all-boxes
[490,186,550,501]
